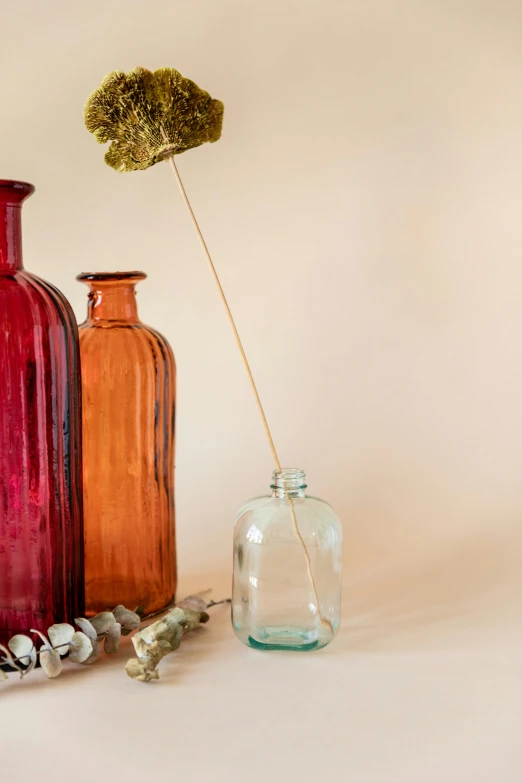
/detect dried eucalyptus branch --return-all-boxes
[0,603,142,682]
[125,595,227,683]
[0,595,229,685]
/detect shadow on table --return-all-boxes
[2,524,518,692]
[332,521,519,653]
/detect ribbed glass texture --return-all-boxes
[0,180,84,645]
[77,272,176,617]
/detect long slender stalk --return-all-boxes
[165,154,281,470]
[165,154,332,634]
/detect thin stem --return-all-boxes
[287,501,333,634]
[164,152,281,470]
[2,635,101,667]
[206,598,232,608]
[164,153,332,634]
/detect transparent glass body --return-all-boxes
[232,469,342,651]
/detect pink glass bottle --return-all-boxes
[0,180,84,645]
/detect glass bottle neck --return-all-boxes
[0,204,23,271]
[78,273,146,324]
[271,469,307,499]
[86,284,140,323]
[0,181,34,272]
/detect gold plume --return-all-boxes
[84,66,224,172]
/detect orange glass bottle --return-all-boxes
[77,272,176,616]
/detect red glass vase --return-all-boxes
[0,180,84,645]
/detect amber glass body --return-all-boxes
[0,180,84,644]
[77,272,176,616]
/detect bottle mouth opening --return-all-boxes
[271,468,307,490]
[76,271,146,283]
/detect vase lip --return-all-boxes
[0,179,35,204]
[271,468,307,489]
[76,271,147,283]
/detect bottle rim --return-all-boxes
[0,179,35,204]
[271,468,307,490]
[76,271,146,283]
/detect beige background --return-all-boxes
[1,1,521,780]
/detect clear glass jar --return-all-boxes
[232,469,342,651]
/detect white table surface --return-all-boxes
[3,521,521,783]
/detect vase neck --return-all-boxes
[77,272,146,324]
[0,180,34,272]
[271,469,307,499]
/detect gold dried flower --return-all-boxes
[84,66,224,172]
